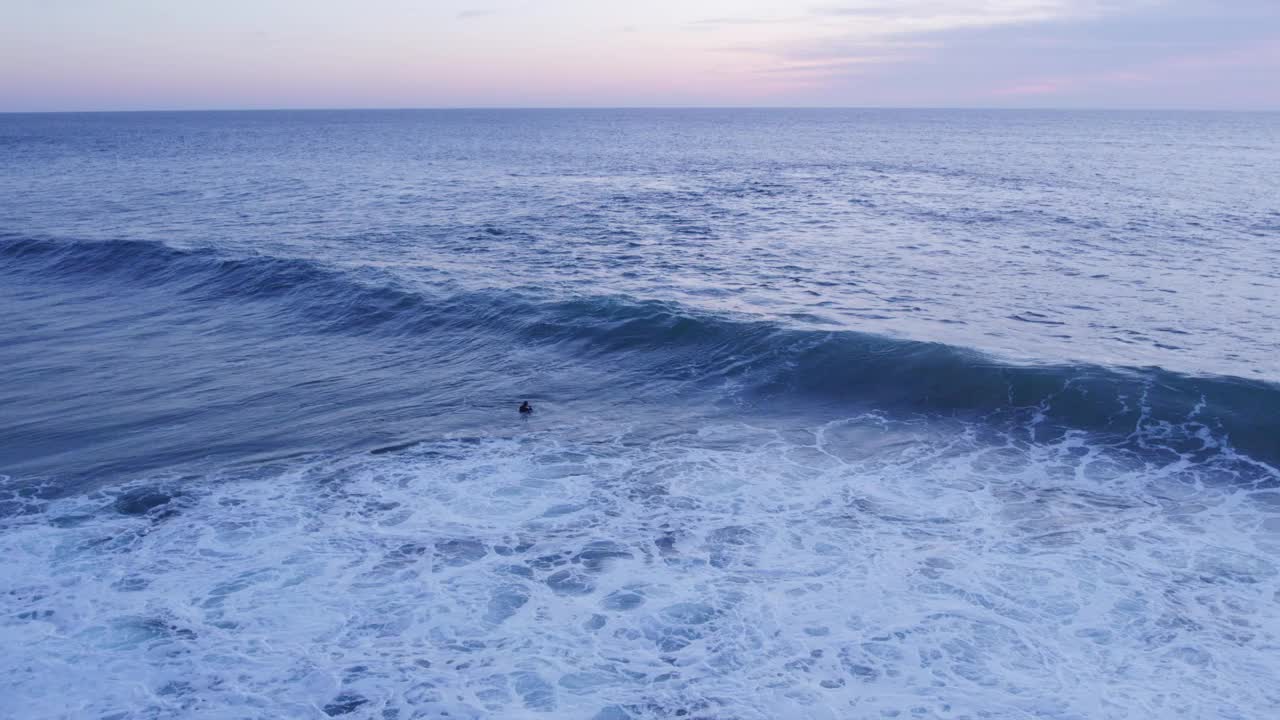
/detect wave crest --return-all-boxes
[5,234,1277,467]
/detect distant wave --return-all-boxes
[5,234,1277,467]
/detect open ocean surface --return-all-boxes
[2,109,1279,719]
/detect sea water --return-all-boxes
[1,109,1278,718]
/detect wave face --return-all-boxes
[2,110,1280,719]
[4,234,1277,475]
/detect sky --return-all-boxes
[1,0,1277,111]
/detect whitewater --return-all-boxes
[1,109,1278,719]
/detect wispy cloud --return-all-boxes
[690,17,789,27]
[992,80,1070,96]
[760,56,906,76]
[697,0,1167,96]
[456,9,493,21]
[990,37,1280,98]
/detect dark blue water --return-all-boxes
[2,110,1279,719]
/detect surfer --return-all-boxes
[519,401,533,414]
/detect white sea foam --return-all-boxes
[2,416,1278,719]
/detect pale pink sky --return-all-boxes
[1,0,1277,111]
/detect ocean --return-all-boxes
[1,109,1278,719]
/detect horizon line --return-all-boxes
[2,104,1278,116]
